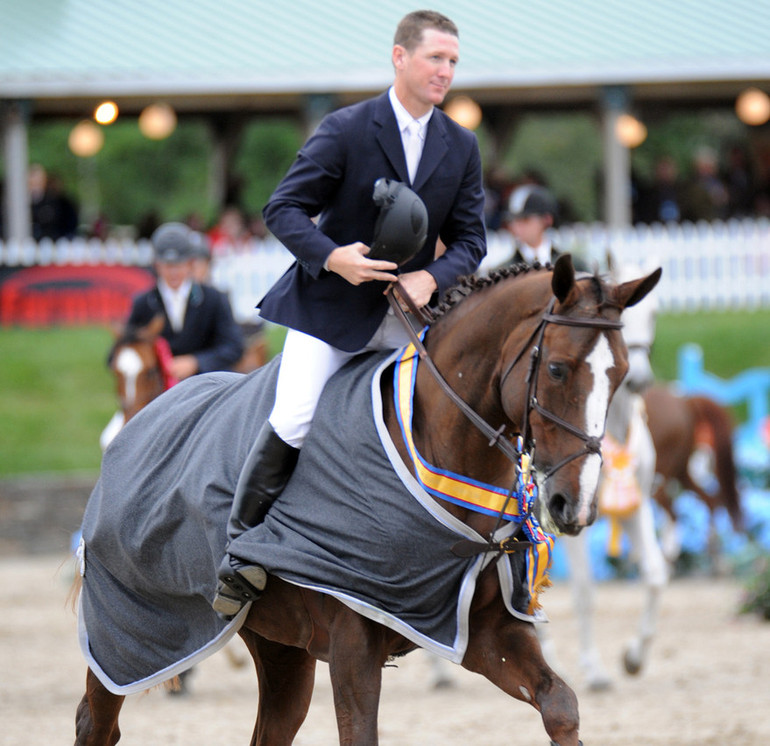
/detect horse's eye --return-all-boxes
[548,362,568,382]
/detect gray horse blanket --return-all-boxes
[78,349,545,695]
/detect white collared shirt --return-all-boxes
[519,239,553,266]
[158,278,192,332]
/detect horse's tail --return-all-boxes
[688,396,744,532]
[68,572,83,614]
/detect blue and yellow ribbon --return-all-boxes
[393,340,554,602]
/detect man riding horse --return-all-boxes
[213,9,487,616]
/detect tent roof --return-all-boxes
[2,0,769,116]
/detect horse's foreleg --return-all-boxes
[463,616,580,746]
[327,610,390,746]
[238,628,316,746]
[562,533,612,690]
[622,497,667,675]
[74,668,125,746]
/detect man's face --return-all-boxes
[393,28,459,116]
[155,259,192,290]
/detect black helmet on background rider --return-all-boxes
[368,178,428,266]
[151,222,194,263]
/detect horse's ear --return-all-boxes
[616,267,662,310]
[110,320,125,339]
[605,250,616,277]
[146,314,166,339]
[551,253,576,303]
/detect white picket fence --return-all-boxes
[2,218,769,322]
[483,218,770,313]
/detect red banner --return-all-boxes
[0,264,154,326]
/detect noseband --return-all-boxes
[387,283,623,480]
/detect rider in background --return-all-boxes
[503,184,563,267]
[127,222,244,381]
[213,9,487,615]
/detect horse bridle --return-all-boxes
[386,281,624,480]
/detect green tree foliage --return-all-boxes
[26,117,303,231]
[19,107,755,230]
[233,119,304,217]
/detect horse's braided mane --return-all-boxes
[431,262,615,324]
[432,261,544,320]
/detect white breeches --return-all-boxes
[269,310,415,448]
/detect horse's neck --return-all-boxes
[605,382,636,444]
[413,278,544,486]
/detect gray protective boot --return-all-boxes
[212,422,299,617]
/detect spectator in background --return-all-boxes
[681,146,729,222]
[127,222,244,380]
[482,167,510,231]
[46,172,79,238]
[207,205,252,256]
[88,213,110,241]
[635,155,685,224]
[136,211,161,240]
[722,145,756,218]
[189,230,214,284]
[246,213,270,241]
[29,163,79,240]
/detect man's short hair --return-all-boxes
[394,10,458,51]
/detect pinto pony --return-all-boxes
[74,256,660,746]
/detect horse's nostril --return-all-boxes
[549,493,568,522]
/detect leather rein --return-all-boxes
[386,279,624,481]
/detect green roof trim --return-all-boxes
[1,0,769,99]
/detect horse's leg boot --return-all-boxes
[212,423,299,616]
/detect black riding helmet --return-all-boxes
[151,222,193,263]
[368,178,428,266]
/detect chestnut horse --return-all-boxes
[643,385,743,565]
[74,255,660,746]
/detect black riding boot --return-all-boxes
[212,422,299,617]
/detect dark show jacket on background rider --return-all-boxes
[127,283,244,374]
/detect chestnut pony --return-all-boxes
[75,255,660,746]
[643,386,743,565]
[100,316,268,450]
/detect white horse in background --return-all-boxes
[538,260,669,690]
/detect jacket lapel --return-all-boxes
[374,93,450,189]
[412,112,448,191]
[374,93,410,183]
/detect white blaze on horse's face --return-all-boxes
[577,334,615,524]
[115,347,144,408]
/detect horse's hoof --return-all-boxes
[587,675,613,692]
[549,741,583,745]
[623,647,643,676]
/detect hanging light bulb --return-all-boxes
[444,96,482,130]
[139,103,177,140]
[735,88,770,126]
[94,101,119,125]
[615,113,647,148]
[68,120,104,157]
